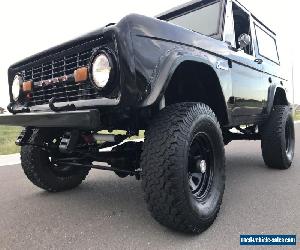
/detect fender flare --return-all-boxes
[266,84,289,114]
[140,50,225,107]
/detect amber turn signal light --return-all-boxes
[74,67,88,82]
[23,81,32,92]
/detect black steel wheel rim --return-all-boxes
[188,132,214,201]
[285,119,294,159]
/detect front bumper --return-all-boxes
[0,109,101,130]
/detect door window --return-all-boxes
[168,1,221,36]
[255,25,279,64]
[232,3,253,56]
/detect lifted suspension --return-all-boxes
[15,128,143,179]
[223,125,261,145]
[54,161,141,180]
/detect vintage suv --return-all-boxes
[0,0,295,233]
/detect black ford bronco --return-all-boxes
[0,0,295,233]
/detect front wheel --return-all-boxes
[261,105,295,169]
[141,103,225,234]
[21,129,90,192]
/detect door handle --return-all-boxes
[254,58,263,64]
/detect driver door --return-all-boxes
[225,1,264,121]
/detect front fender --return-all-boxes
[140,50,218,107]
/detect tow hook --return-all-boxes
[7,103,30,114]
[49,97,76,112]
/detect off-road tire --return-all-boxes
[21,129,90,192]
[141,103,225,234]
[261,105,295,169]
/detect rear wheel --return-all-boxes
[261,105,295,169]
[141,103,225,234]
[21,129,90,192]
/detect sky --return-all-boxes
[0,0,298,109]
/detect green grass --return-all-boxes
[0,126,22,155]
[295,112,300,121]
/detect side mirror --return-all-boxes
[238,33,251,50]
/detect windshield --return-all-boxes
[168,1,221,36]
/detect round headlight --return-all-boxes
[12,75,23,101]
[92,53,112,89]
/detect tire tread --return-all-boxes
[141,103,225,233]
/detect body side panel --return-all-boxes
[125,14,232,123]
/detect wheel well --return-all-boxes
[164,61,228,125]
[273,88,289,106]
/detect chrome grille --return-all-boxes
[29,82,99,106]
[24,50,92,82]
[23,49,100,106]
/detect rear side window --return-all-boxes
[255,25,279,64]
